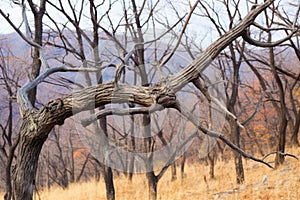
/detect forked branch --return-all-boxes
[262,151,299,161]
[17,66,102,116]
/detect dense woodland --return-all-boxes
[0,0,299,200]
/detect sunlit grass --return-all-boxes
[2,148,299,199]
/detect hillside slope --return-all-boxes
[20,148,300,200]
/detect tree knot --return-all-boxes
[43,98,65,125]
[154,87,176,108]
[45,98,64,114]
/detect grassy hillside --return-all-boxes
[2,148,299,199]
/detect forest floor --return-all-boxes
[2,147,300,199]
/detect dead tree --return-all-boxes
[0,0,299,199]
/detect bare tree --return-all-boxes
[0,46,23,200]
[189,0,247,184]
[0,0,299,199]
[240,1,300,167]
[44,0,117,198]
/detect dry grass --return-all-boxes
[2,148,299,200]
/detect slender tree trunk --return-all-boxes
[131,0,159,196]
[127,110,135,181]
[142,93,158,200]
[229,118,244,184]
[142,111,157,200]
[207,152,215,179]
[12,3,46,197]
[103,166,115,200]
[291,108,300,147]
[267,33,288,168]
[147,172,158,200]
[275,119,288,167]
[180,154,186,179]
[4,137,19,200]
[28,1,45,105]
[95,46,115,199]
[171,163,177,181]
[4,92,16,200]
[98,122,115,200]
[227,42,245,184]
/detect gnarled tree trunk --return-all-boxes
[11,1,278,199]
[12,114,53,200]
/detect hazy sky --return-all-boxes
[0,0,297,49]
[0,1,215,42]
[0,1,21,34]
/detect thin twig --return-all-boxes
[175,102,274,168]
[157,1,199,71]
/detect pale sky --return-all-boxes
[0,0,297,49]
[0,1,21,34]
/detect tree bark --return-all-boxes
[171,163,177,181]
[103,166,115,200]
[95,35,116,200]
[147,172,158,200]
[229,118,245,184]
[27,0,46,105]
[291,115,300,147]
[180,154,186,179]
[207,152,215,179]
[267,34,288,168]
[4,137,19,200]
[226,39,245,184]
[12,117,51,200]
[11,1,276,198]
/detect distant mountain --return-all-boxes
[0,32,31,56]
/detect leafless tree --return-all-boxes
[240,1,300,167]
[0,0,299,199]
[0,45,24,200]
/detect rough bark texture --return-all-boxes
[12,1,275,199]
[12,115,51,200]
